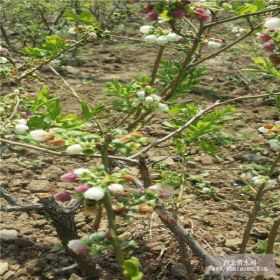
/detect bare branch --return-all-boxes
[139,155,152,188]
[189,24,261,69]
[0,138,138,164]
[0,204,44,212]
[0,186,22,205]
[205,7,280,28]
[156,205,219,266]
[17,38,85,81]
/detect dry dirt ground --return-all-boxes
[0,30,280,280]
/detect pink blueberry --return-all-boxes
[55,192,72,202]
[75,184,90,193]
[194,7,211,23]
[259,33,271,43]
[146,11,158,21]
[173,9,185,18]
[263,42,276,52]
[61,172,77,182]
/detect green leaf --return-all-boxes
[36,86,50,103]
[42,35,65,54]
[122,257,143,280]
[60,114,84,128]
[24,47,46,57]
[79,11,95,25]
[255,0,266,10]
[237,0,266,15]
[47,99,61,120]
[81,101,91,119]
[27,115,48,129]
[65,8,97,25]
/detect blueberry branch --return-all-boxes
[239,151,280,253]
[129,93,280,159]
[204,6,280,28]
[0,138,138,164]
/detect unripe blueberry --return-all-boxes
[150,94,161,102]
[84,187,105,201]
[89,231,105,242]
[15,124,29,134]
[207,40,222,49]
[68,240,88,254]
[146,11,158,21]
[136,90,146,100]
[252,175,267,185]
[157,35,169,45]
[194,7,211,23]
[66,144,83,155]
[145,96,154,104]
[86,32,97,42]
[264,17,280,30]
[258,33,271,43]
[258,127,269,134]
[148,184,160,192]
[61,172,77,182]
[140,25,153,34]
[30,129,48,141]
[263,42,276,52]
[158,103,169,112]
[68,27,77,34]
[73,168,90,176]
[166,32,181,42]
[16,118,27,124]
[75,184,90,193]
[22,112,32,119]
[0,57,8,64]
[144,34,158,44]
[108,183,124,193]
[55,192,72,202]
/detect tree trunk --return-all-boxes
[40,197,99,280]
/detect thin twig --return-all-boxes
[129,93,280,159]
[48,65,104,133]
[0,138,138,164]
[7,96,20,120]
[156,205,219,266]
[256,216,280,280]
[150,46,165,85]
[239,151,280,253]
[188,24,261,69]
[53,263,78,274]
[177,236,197,280]
[17,38,85,81]
[37,8,53,33]
[48,65,81,100]
[204,7,280,28]
[139,155,152,188]
[0,138,62,155]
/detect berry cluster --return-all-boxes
[134,88,169,112]
[140,25,181,44]
[258,17,280,65]
[143,0,211,23]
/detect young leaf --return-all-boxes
[27,115,48,129]
[47,99,61,120]
[122,257,143,280]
